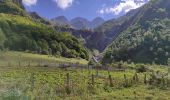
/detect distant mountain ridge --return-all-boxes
[70,17,90,30]
[91,17,106,29]
[51,16,70,26]
[51,16,105,30]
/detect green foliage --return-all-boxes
[105,18,170,65]
[0,0,27,16]
[0,0,89,59]
[135,64,148,73]
[103,0,170,65]
[0,28,6,49]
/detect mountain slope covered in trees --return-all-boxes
[87,8,141,51]
[103,0,170,65]
[0,0,89,60]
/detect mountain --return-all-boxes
[95,9,139,38]
[70,17,90,30]
[86,9,138,51]
[70,17,105,29]
[103,0,170,65]
[52,17,105,51]
[51,16,70,27]
[0,0,89,60]
[51,16,105,30]
[51,17,105,51]
[90,17,105,29]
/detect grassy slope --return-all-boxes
[0,64,169,100]
[0,52,169,99]
[0,51,88,66]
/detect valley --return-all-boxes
[0,0,170,99]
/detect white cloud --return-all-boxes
[99,0,149,15]
[53,0,74,10]
[22,0,38,6]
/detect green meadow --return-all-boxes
[0,51,170,100]
[0,51,88,67]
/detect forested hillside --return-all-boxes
[85,7,140,51]
[0,0,89,60]
[0,0,27,16]
[103,0,170,65]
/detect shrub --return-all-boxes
[135,64,148,73]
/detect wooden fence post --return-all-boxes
[107,66,110,76]
[96,67,99,76]
[144,74,147,84]
[92,74,94,85]
[66,73,70,85]
[88,65,91,74]
[124,74,128,87]
[66,73,71,94]
[162,75,165,86]
[133,73,139,83]
[135,73,139,82]
[109,75,113,87]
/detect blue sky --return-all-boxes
[23,0,149,20]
